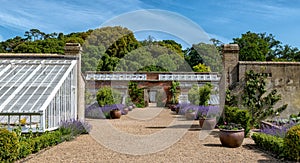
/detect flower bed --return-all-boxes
[85,102,130,119]
[0,119,91,162]
[252,124,300,161]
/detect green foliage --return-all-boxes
[284,124,300,161]
[242,70,287,127]
[128,82,145,108]
[0,128,20,162]
[83,26,140,72]
[18,139,33,159]
[138,65,168,72]
[233,31,273,61]
[0,120,90,161]
[169,81,180,104]
[192,63,211,72]
[96,86,121,107]
[225,89,237,106]
[252,133,285,158]
[188,83,212,106]
[85,90,95,105]
[224,106,251,137]
[185,43,222,72]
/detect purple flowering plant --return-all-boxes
[175,103,220,120]
[85,102,126,119]
[59,119,92,137]
[260,120,297,138]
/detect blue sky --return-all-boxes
[1,0,300,48]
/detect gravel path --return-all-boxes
[22,106,282,163]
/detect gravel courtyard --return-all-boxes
[22,106,282,163]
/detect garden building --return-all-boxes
[0,43,85,132]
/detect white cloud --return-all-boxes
[0,34,3,41]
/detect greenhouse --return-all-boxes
[0,57,78,132]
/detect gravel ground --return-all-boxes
[21,106,283,163]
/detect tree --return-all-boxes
[184,47,203,68]
[193,63,211,72]
[190,43,222,72]
[83,26,140,72]
[233,31,282,61]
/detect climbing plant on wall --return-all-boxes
[242,70,287,127]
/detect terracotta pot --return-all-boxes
[110,109,122,119]
[128,105,133,111]
[185,111,196,120]
[175,107,180,114]
[169,104,177,112]
[219,129,245,148]
[122,108,129,115]
[199,118,217,130]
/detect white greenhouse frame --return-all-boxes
[0,59,77,132]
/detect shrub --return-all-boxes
[169,81,180,104]
[18,139,33,159]
[188,83,212,106]
[97,86,121,107]
[60,119,91,138]
[252,132,285,158]
[224,106,251,137]
[85,102,104,119]
[284,124,300,161]
[128,81,145,108]
[0,128,20,162]
[260,120,297,138]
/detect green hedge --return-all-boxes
[251,133,285,158]
[18,130,63,159]
[252,125,300,161]
[224,106,251,137]
[1,120,91,162]
[0,128,20,162]
[284,124,300,161]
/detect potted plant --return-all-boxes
[185,108,197,120]
[219,123,245,148]
[110,108,122,119]
[199,114,217,130]
[198,106,218,130]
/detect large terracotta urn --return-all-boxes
[185,111,196,120]
[199,117,216,130]
[219,129,244,148]
[110,109,122,119]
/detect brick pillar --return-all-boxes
[222,44,239,89]
[65,43,85,120]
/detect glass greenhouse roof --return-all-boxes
[0,59,76,114]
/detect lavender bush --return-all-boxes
[197,105,220,119]
[260,120,297,138]
[175,103,220,120]
[85,102,126,119]
[59,119,92,137]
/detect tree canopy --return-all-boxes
[232,31,300,61]
[1,28,300,73]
